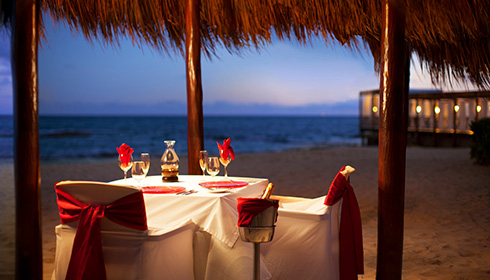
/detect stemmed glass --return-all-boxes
[131,161,147,187]
[118,155,134,181]
[206,157,220,178]
[199,150,208,177]
[219,154,232,178]
[141,153,150,183]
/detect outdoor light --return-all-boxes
[416,106,422,113]
[372,106,378,113]
[476,105,482,112]
[454,105,460,112]
[434,106,441,114]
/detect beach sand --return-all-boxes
[1,146,489,279]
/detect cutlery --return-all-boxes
[177,190,198,195]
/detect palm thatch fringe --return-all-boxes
[0,0,486,89]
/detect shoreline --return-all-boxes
[1,146,489,279]
[0,140,365,166]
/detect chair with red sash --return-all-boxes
[52,181,195,280]
[260,165,363,280]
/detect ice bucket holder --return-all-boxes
[238,204,277,243]
[238,200,278,280]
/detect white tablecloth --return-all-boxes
[110,175,341,280]
[111,175,272,280]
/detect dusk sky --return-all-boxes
[0,16,477,116]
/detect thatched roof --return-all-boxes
[0,1,12,27]
[3,0,490,89]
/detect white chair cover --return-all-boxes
[52,181,196,280]
[260,195,341,280]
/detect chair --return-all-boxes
[52,181,196,280]
[260,166,363,280]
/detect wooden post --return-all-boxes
[453,99,458,146]
[415,99,420,145]
[371,93,376,131]
[376,0,409,279]
[433,100,438,146]
[185,0,204,174]
[12,0,43,279]
[475,97,479,121]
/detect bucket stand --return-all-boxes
[238,205,277,280]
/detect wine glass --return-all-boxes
[131,161,147,187]
[219,154,232,178]
[141,153,150,182]
[206,157,220,178]
[118,154,134,181]
[199,150,208,177]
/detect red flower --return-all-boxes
[117,143,134,165]
[217,138,235,161]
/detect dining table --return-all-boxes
[110,174,273,280]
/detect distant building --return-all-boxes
[359,89,490,147]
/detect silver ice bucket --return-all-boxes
[239,204,277,243]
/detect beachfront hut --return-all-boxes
[360,89,490,146]
[2,0,490,279]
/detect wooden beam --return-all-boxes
[453,99,458,146]
[376,0,410,279]
[12,0,42,279]
[185,0,204,175]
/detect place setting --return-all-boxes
[114,139,259,196]
[198,138,249,193]
[116,142,191,194]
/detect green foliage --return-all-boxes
[470,118,490,165]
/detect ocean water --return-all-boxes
[0,115,361,161]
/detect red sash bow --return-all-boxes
[55,186,148,280]
[237,197,279,227]
[324,166,364,280]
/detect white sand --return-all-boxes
[1,146,489,279]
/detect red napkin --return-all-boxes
[141,186,186,194]
[116,143,134,165]
[199,181,248,188]
[324,166,364,280]
[55,185,147,280]
[237,197,278,227]
[217,138,235,160]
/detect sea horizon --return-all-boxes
[0,115,362,162]
[0,113,359,117]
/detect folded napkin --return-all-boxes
[237,197,279,227]
[324,166,364,280]
[116,143,134,165]
[55,185,147,280]
[141,186,186,194]
[217,138,235,160]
